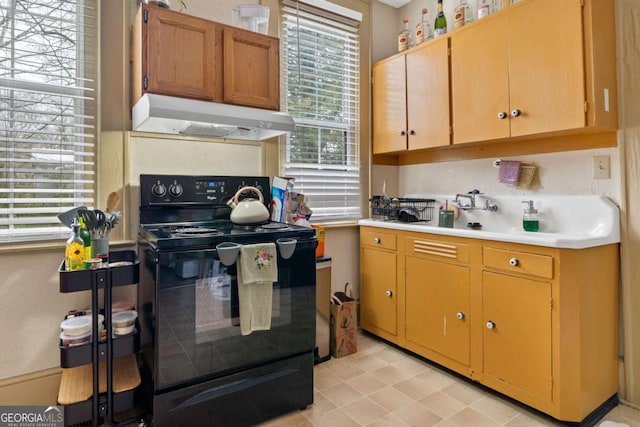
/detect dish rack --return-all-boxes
[370,196,436,222]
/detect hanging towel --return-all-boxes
[498,160,522,185]
[237,243,278,336]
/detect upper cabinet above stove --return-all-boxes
[131,3,280,111]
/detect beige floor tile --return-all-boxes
[328,358,368,381]
[469,394,522,424]
[391,355,431,376]
[342,396,389,426]
[372,345,410,364]
[433,420,458,427]
[313,365,343,391]
[371,364,411,386]
[257,410,310,427]
[351,352,389,373]
[346,371,388,395]
[393,376,439,400]
[322,382,364,408]
[419,391,467,419]
[369,385,415,412]
[365,413,411,427]
[392,401,443,427]
[415,367,457,390]
[308,408,360,427]
[601,404,640,426]
[504,412,563,426]
[447,407,500,427]
[299,391,337,421]
[441,379,486,406]
[369,386,414,412]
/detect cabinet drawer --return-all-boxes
[360,229,396,250]
[406,236,469,263]
[483,247,553,279]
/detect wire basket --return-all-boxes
[370,196,436,223]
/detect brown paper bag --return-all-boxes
[330,283,357,358]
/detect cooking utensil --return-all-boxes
[106,191,121,213]
[226,186,270,225]
[57,206,87,228]
[77,209,96,231]
[381,180,391,207]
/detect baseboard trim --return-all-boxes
[0,367,62,405]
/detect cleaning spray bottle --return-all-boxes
[522,200,539,232]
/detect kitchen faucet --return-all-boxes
[455,190,498,211]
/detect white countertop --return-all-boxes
[359,194,620,249]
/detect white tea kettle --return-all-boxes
[227,186,270,224]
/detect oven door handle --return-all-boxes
[172,368,298,411]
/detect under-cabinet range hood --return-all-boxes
[132,94,295,141]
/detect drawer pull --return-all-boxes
[374,237,381,244]
[486,320,496,330]
[509,257,519,267]
[385,290,393,297]
[456,311,465,320]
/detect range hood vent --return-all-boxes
[132,94,295,141]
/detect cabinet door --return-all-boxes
[406,256,470,366]
[508,0,585,137]
[146,7,219,101]
[361,247,397,335]
[223,28,279,110]
[451,13,510,144]
[373,56,407,154]
[406,37,451,150]
[483,271,552,402]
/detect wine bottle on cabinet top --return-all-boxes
[398,16,411,52]
[434,0,447,37]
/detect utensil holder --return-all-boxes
[216,242,241,266]
[91,234,110,264]
[276,238,297,259]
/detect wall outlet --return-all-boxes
[592,155,611,179]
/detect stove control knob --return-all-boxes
[169,183,183,197]
[152,183,167,198]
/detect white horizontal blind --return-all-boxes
[0,0,97,243]
[281,2,361,223]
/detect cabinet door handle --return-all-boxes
[373,237,381,244]
[511,109,522,117]
[497,111,508,120]
[509,257,519,267]
[486,320,496,330]
[385,290,393,297]
[456,311,465,320]
[398,130,406,136]
[408,129,415,135]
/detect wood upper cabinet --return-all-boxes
[133,4,279,110]
[451,0,615,145]
[223,27,279,110]
[373,37,451,154]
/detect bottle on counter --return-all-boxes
[478,0,492,19]
[494,0,511,11]
[398,16,411,52]
[454,0,473,28]
[433,0,447,37]
[522,200,540,232]
[65,219,86,271]
[79,217,92,260]
[415,8,433,45]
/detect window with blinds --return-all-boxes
[281,1,361,223]
[0,0,97,243]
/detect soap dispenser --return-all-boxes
[522,200,539,232]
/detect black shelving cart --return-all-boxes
[57,251,144,427]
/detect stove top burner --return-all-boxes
[172,227,221,237]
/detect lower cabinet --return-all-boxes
[360,228,398,340]
[359,226,619,424]
[405,236,471,370]
[482,271,552,403]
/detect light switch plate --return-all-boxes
[592,155,611,179]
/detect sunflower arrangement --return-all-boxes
[65,241,85,271]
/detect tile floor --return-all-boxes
[259,330,640,427]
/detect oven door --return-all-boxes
[144,237,316,391]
